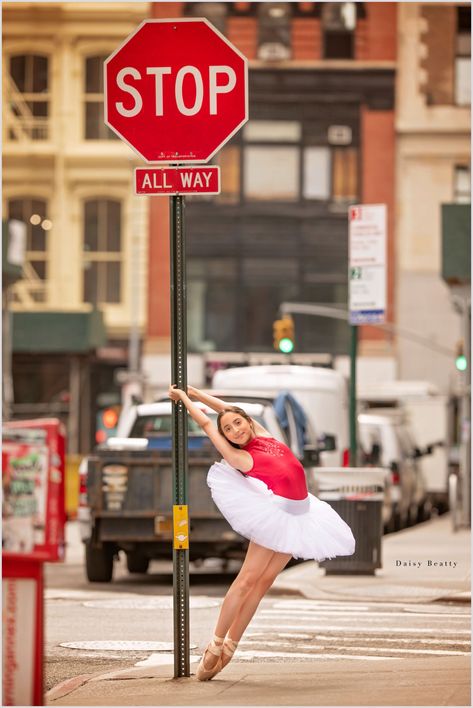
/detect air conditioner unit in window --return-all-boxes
[328,125,352,145]
[258,43,291,61]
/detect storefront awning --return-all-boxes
[12,310,107,353]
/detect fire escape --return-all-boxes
[4,74,49,306]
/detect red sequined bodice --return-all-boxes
[242,436,308,501]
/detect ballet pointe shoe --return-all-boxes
[196,635,224,681]
[221,636,239,669]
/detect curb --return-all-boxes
[270,580,471,605]
[434,591,471,604]
[46,673,97,702]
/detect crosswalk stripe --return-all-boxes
[250,623,471,635]
[311,634,471,646]
[239,639,468,656]
[241,598,471,662]
[240,640,292,647]
[271,599,470,617]
[236,650,395,662]
[248,632,471,647]
[296,643,468,656]
[260,609,468,620]
[275,633,312,639]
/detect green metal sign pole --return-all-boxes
[349,324,358,466]
[170,194,190,678]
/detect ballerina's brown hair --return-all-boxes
[217,406,255,447]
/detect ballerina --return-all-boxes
[168,384,355,681]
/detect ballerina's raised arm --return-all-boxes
[168,385,254,472]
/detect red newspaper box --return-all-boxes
[3,418,66,561]
[2,419,66,706]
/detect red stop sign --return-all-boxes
[105,18,248,163]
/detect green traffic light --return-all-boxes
[456,355,467,372]
[279,337,294,354]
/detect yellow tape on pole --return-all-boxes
[173,505,189,550]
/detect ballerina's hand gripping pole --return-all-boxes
[168,385,356,681]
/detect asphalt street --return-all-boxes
[44,521,471,697]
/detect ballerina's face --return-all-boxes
[219,412,255,446]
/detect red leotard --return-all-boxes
[242,436,308,501]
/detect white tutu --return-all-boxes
[207,460,356,561]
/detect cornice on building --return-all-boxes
[2,2,150,24]
[249,60,397,71]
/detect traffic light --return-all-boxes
[96,405,120,444]
[273,316,295,353]
[455,340,468,371]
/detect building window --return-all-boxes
[243,120,301,201]
[321,2,356,59]
[83,199,122,304]
[244,146,299,201]
[455,6,471,106]
[184,2,228,33]
[332,147,358,203]
[84,56,118,140]
[8,54,49,140]
[7,197,50,302]
[258,2,292,60]
[244,120,301,142]
[454,165,471,203]
[303,147,331,200]
[240,120,358,204]
[303,146,358,203]
[241,257,299,351]
[188,259,238,351]
[215,145,241,204]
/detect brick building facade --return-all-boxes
[144,2,397,389]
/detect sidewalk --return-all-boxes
[272,512,471,604]
[47,656,470,706]
[46,513,471,706]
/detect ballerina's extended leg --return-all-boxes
[221,551,291,668]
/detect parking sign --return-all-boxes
[349,204,387,325]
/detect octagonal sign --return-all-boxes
[104,18,248,163]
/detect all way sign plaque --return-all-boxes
[135,166,220,195]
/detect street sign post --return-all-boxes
[105,18,248,679]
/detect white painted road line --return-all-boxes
[240,640,467,656]
[250,624,471,635]
[260,609,469,621]
[313,634,471,646]
[240,640,293,647]
[270,600,470,614]
[295,644,468,656]
[236,650,395,662]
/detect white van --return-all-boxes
[212,365,349,466]
[358,380,449,510]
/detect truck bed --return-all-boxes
[86,448,247,561]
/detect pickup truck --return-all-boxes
[80,395,329,582]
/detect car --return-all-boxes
[358,409,430,532]
[117,399,284,450]
[358,380,449,512]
